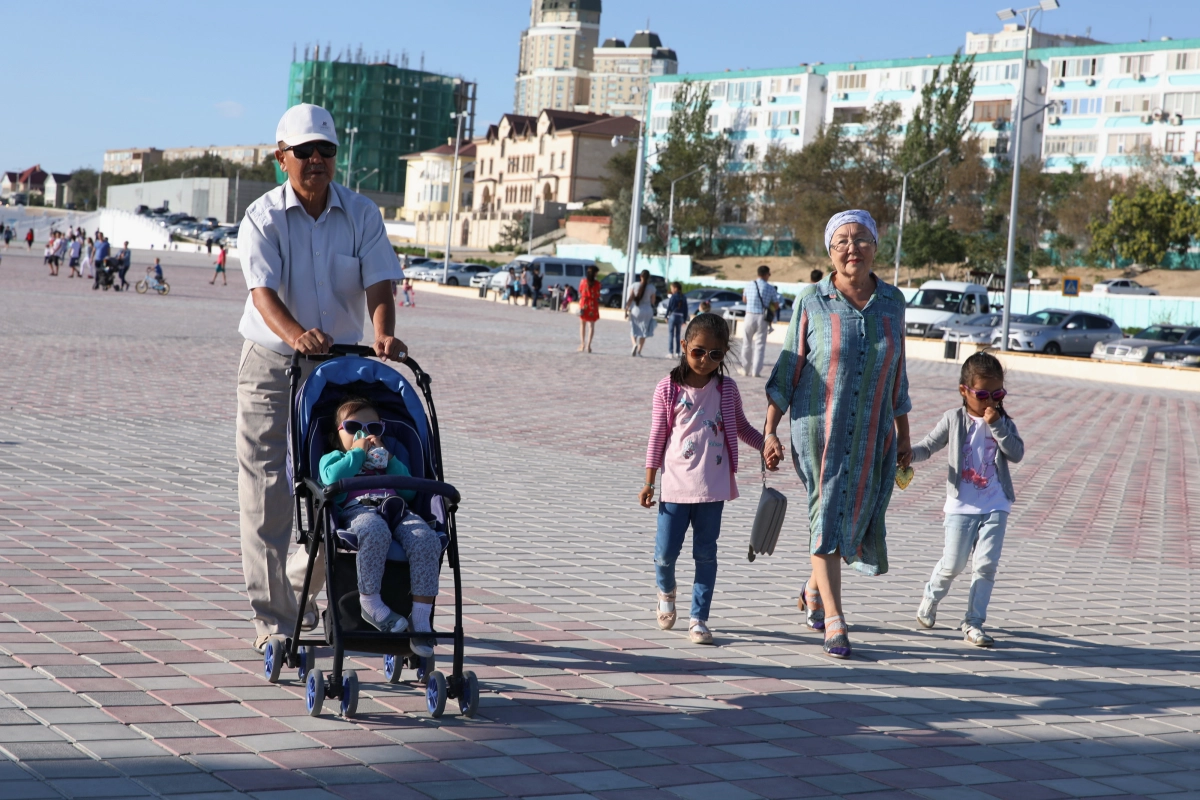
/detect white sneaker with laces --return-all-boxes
[916,597,937,629]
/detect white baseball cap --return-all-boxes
[276,103,340,147]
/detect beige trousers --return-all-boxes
[741,311,768,378]
[236,340,323,639]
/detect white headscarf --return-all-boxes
[824,210,879,253]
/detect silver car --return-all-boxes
[434,263,493,286]
[991,308,1121,356]
[1091,325,1200,363]
[722,297,795,325]
[656,288,742,318]
[939,312,1030,345]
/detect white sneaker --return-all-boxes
[916,597,937,629]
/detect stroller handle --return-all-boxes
[291,344,424,376]
[318,475,461,506]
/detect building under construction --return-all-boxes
[288,45,476,200]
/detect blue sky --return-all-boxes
[4,0,1200,173]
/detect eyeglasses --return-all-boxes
[284,141,338,160]
[830,238,876,253]
[340,420,385,437]
[688,347,726,361]
[961,386,1007,401]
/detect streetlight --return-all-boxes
[344,127,359,185]
[614,84,651,315]
[441,112,466,284]
[997,0,1059,351]
[355,168,379,193]
[893,148,950,286]
[665,166,706,278]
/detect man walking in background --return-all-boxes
[741,264,779,378]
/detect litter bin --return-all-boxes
[478,284,487,298]
[943,337,959,360]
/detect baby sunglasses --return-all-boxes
[961,386,1008,401]
[340,420,385,437]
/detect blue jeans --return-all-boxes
[924,511,1008,628]
[655,501,724,621]
[667,313,686,356]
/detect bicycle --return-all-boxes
[135,275,171,295]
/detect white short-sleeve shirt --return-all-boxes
[237,181,403,355]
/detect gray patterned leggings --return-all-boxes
[337,504,441,597]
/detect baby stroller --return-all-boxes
[97,258,118,291]
[260,344,478,720]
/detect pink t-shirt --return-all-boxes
[660,377,737,503]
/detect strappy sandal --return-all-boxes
[798,579,825,631]
[689,620,713,645]
[823,631,852,659]
[362,607,409,634]
[656,590,677,630]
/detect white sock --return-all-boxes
[360,593,391,620]
[411,601,433,632]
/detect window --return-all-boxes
[1044,135,1098,155]
[1171,51,1200,71]
[1108,133,1152,154]
[657,83,680,101]
[1163,91,1200,116]
[727,81,762,103]
[1051,57,1103,78]
[832,106,866,124]
[769,109,802,127]
[973,63,1021,82]
[542,263,563,276]
[1119,54,1153,75]
[744,112,759,127]
[564,263,584,278]
[1056,97,1102,115]
[1105,94,1154,114]
[835,73,867,91]
[507,156,519,172]
[709,81,727,99]
[1166,132,1188,153]
[787,77,805,92]
[972,99,1012,122]
[706,113,720,131]
[651,115,670,133]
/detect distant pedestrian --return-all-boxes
[911,353,1024,648]
[25,228,33,249]
[81,238,95,280]
[577,264,600,352]
[626,270,657,357]
[402,278,416,307]
[809,268,823,284]
[43,241,54,274]
[210,245,228,285]
[2,225,12,249]
[117,241,131,290]
[68,235,83,278]
[741,265,779,378]
[531,268,543,308]
[206,236,214,255]
[92,234,111,290]
[504,267,518,304]
[50,232,66,276]
[664,281,689,360]
[560,283,576,313]
[640,312,776,645]
[519,266,531,306]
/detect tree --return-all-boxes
[495,215,529,253]
[902,218,966,272]
[104,153,280,188]
[1088,184,1200,267]
[67,169,101,210]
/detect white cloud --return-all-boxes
[215,101,244,118]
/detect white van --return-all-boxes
[486,255,596,292]
[905,281,992,338]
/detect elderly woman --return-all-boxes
[761,210,912,659]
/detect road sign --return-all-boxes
[1062,276,1080,297]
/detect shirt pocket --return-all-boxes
[331,253,362,296]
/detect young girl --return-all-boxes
[911,352,1024,647]
[320,397,443,656]
[401,278,416,307]
[640,313,779,644]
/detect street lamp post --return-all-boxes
[442,112,466,284]
[893,148,950,287]
[614,86,652,315]
[997,0,1059,351]
[355,168,379,193]
[666,166,705,279]
[344,127,359,186]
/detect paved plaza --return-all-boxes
[0,249,1198,800]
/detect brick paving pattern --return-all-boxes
[0,250,1197,800]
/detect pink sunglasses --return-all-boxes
[961,386,1007,401]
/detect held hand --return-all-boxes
[374,334,408,361]
[293,328,333,355]
[638,485,656,509]
[983,406,1001,425]
[897,434,913,470]
[763,436,784,472]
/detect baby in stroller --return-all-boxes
[320,396,440,656]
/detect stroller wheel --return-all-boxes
[297,646,311,683]
[414,654,435,686]
[459,670,480,718]
[426,670,447,718]
[340,670,360,718]
[263,636,286,684]
[305,668,325,717]
[383,654,403,684]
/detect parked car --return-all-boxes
[469,268,500,288]
[220,231,238,249]
[435,263,494,286]
[1091,324,1200,363]
[655,287,740,317]
[404,262,438,281]
[1152,343,1200,368]
[939,312,1030,345]
[991,308,1121,355]
[1092,278,1159,296]
[905,281,993,338]
[723,297,795,325]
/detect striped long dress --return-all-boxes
[765,275,911,576]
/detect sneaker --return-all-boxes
[409,635,435,658]
[963,625,993,647]
[916,597,937,629]
[688,620,713,645]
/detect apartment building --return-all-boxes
[589,31,678,118]
[398,140,478,221]
[162,144,276,166]
[514,0,601,116]
[102,147,164,175]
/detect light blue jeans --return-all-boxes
[655,501,724,621]
[667,313,686,356]
[924,511,1008,629]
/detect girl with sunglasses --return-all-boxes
[319,398,440,655]
[640,313,781,644]
[910,352,1024,648]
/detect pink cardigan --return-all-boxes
[645,374,765,473]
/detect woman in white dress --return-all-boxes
[81,238,95,280]
[626,269,658,357]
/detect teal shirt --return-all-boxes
[318,448,417,505]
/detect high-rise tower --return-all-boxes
[514,0,601,116]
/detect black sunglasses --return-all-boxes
[688,347,725,361]
[340,420,385,437]
[284,141,338,160]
